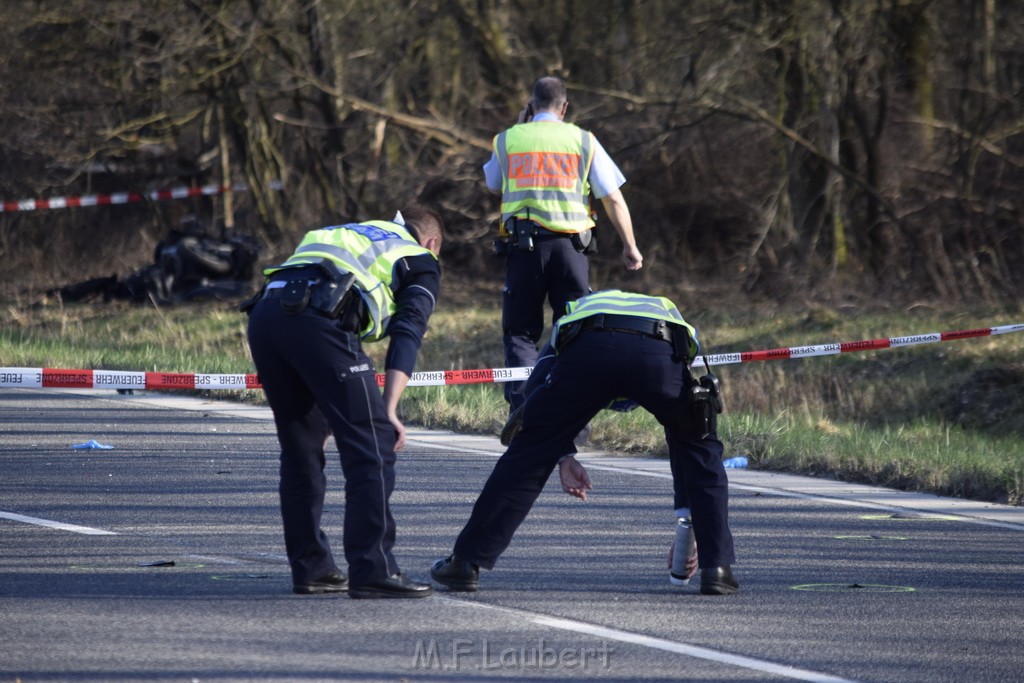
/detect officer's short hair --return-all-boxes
[401,204,444,249]
[532,76,567,110]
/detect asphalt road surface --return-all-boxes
[2,388,1023,682]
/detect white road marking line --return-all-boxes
[0,511,117,535]
[443,596,859,682]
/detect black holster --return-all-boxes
[687,371,724,439]
[313,273,356,317]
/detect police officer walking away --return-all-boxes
[246,205,443,599]
[484,76,644,415]
[430,290,739,596]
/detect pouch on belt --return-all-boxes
[280,280,311,313]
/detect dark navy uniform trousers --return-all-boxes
[453,328,736,570]
[502,234,589,411]
[247,299,399,585]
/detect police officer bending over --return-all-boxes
[430,290,739,596]
[246,205,443,599]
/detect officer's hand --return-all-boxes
[622,245,643,271]
[389,413,407,451]
[517,101,534,124]
[558,456,593,501]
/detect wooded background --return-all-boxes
[2,0,1022,305]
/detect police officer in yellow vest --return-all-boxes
[431,290,739,596]
[246,205,443,599]
[484,76,644,416]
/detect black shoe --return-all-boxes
[293,570,348,595]
[430,554,479,592]
[348,573,433,599]
[700,566,739,595]
[500,405,525,446]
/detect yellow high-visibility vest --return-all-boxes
[552,290,699,359]
[495,122,596,234]
[264,221,434,341]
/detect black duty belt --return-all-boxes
[510,218,569,238]
[533,228,571,240]
[578,314,672,342]
[262,284,309,299]
[260,277,362,330]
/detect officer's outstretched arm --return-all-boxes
[382,369,410,451]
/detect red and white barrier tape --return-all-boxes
[2,322,1022,391]
[0,366,532,391]
[691,322,1024,373]
[0,181,281,213]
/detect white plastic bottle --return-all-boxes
[670,517,697,586]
